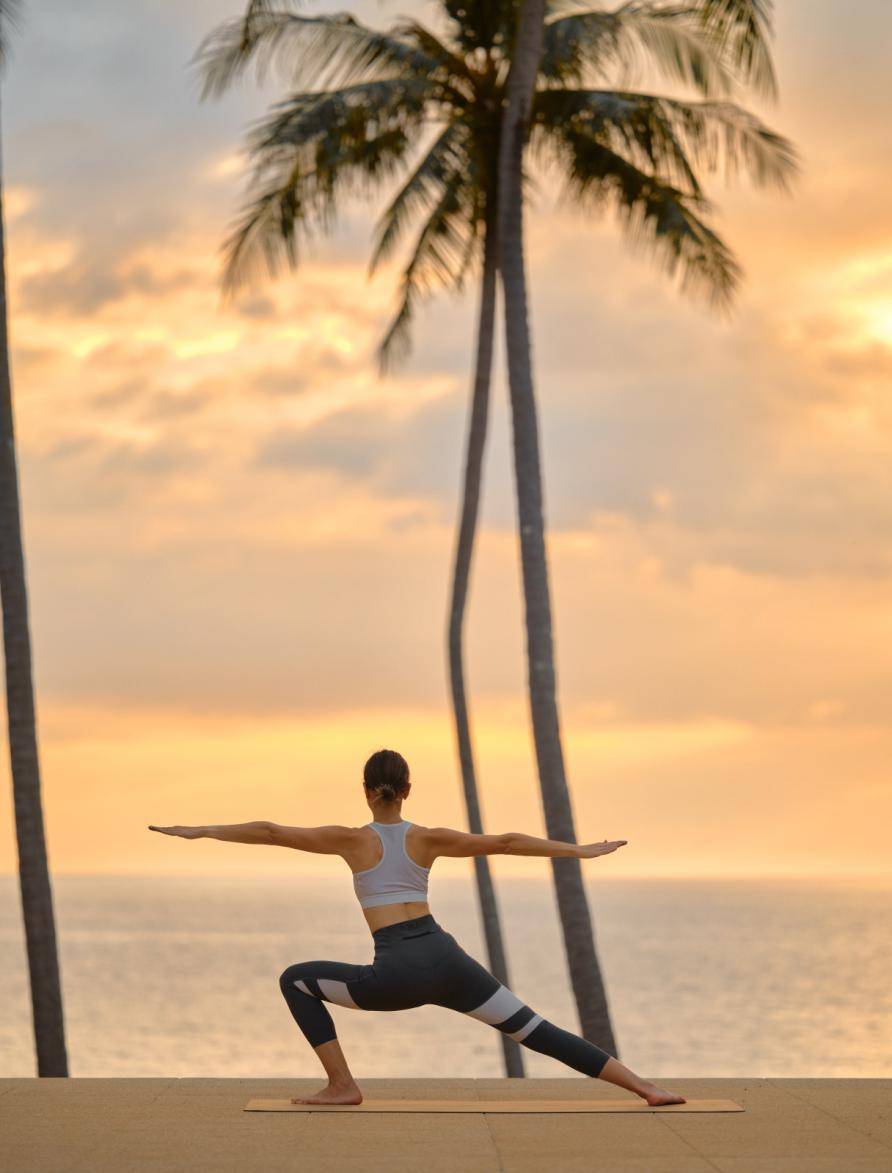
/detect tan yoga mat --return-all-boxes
[245,1098,743,1114]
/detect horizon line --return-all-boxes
[1,871,889,883]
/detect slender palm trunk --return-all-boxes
[447,216,524,1077]
[495,0,618,1053]
[0,109,69,1077]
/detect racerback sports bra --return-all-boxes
[352,820,431,910]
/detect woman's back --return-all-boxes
[351,820,431,910]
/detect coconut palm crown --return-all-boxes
[196,0,798,369]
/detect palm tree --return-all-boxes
[444,215,526,1073]
[194,0,797,1054]
[494,0,797,1047]
[195,0,526,1076]
[0,0,69,1077]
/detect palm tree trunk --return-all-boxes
[0,108,69,1077]
[495,0,618,1053]
[447,214,524,1077]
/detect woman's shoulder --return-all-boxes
[409,823,461,839]
[404,821,432,841]
[405,822,456,842]
[405,824,465,856]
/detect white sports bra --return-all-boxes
[352,820,431,910]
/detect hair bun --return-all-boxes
[363,749,410,802]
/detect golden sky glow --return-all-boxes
[1,0,891,879]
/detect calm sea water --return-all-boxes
[1,874,889,1079]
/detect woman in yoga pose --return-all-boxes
[149,748,685,1107]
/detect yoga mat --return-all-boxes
[244,1098,743,1114]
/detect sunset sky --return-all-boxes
[1,0,890,880]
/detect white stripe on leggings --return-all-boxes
[318,978,359,1009]
[466,984,526,1026]
[508,1013,543,1042]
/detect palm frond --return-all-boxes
[220,83,429,299]
[378,175,480,371]
[193,3,439,99]
[394,18,478,96]
[661,92,797,188]
[687,0,778,101]
[218,154,307,300]
[612,3,741,96]
[369,123,469,273]
[545,125,743,311]
[541,2,739,97]
[244,77,433,158]
[540,6,625,86]
[535,86,702,192]
[534,87,798,193]
[0,0,24,67]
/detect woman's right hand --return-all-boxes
[579,839,627,858]
[148,825,205,839]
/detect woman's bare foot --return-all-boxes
[638,1081,686,1107]
[597,1057,686,1107]
[291,1080,363,1106]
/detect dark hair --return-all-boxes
[363,749,410,803]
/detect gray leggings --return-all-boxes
[279,914,611,1077]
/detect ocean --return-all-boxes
[2,874,889,1079]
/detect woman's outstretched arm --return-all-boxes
[148,822,357,852]
[423,827,627,861]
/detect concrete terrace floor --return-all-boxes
[1,1078,890,1173]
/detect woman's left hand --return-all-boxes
[579,839,627,858]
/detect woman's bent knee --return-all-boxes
[279,962,312,992]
